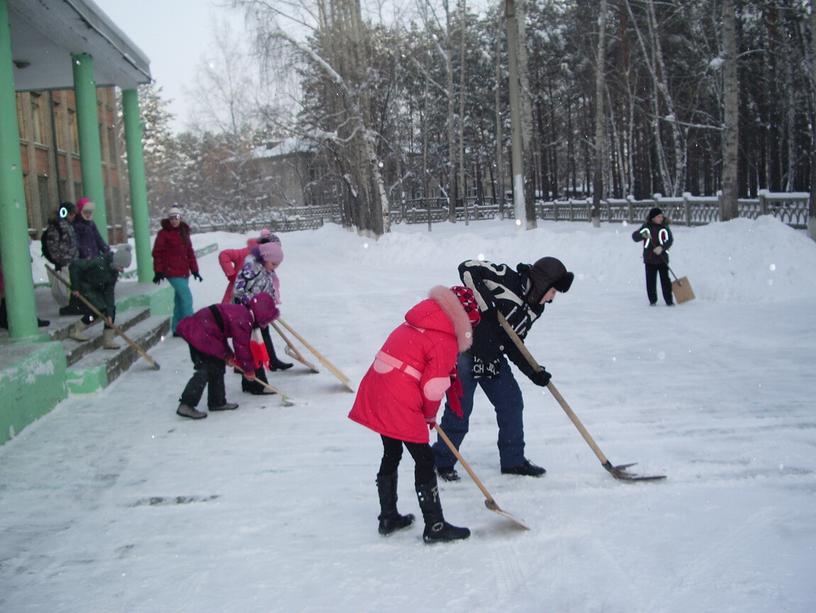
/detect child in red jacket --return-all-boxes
[348,286,480,543]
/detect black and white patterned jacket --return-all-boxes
[458,259,545,379]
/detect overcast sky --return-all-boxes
[94,0,243,132]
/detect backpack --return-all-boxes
[41,223,63,266]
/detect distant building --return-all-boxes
[247,138,340,209]
[16,87,127,241]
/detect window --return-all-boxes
[38,175,50,224]
[16,96,25,138]
[108,126,117,163]
[31,93,47,145]
[68,110,79,154]
[55,101,65,151]
[73,181,83,201]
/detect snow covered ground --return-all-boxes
[1,217,815,613]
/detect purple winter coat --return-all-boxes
[176,293,279,373]
[72,216,109,260]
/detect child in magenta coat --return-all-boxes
[175,292,279,420]
[348,285,480,543]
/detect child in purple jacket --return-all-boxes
[175,292,279,419]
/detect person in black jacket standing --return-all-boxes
[632,207,674,306]
[432,256,574,480]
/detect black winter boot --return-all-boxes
[267,341,293,371]
[416,478,470,544]
[376,473,415,535]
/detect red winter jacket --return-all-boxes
[152,220,198,278]
[348,286,474,444]
[218,239,258,303]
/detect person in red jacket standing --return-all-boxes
[349,285,480,544]
[152,207,201,335]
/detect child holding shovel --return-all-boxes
[348,286,480,544]
[632,207,674,306]
[175,292,279,420]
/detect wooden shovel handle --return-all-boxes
[434,424,498,506]
[496,312,609,465]
[48,266,160,370]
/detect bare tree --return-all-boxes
[810,0,816,239]
[590,0,608,226]
[721,0,739,221]
[235,0,390,236]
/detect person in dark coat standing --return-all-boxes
[349,286,480,544]
[65,197,121,348]
[432,257,574,482]
[175,292,279,420]
[72,197,110,260]
[632,207,674,306]
[152,206,201,334]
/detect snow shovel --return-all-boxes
[47,266,161,370]
[659,253,694,304]
[435,425,529,530]
[270,321,319,372]
[232,364,295,407]
[276,317,355,392]
[667,266,695,304]
[497,313,665,482]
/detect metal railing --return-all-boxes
[534,190,810,228]
[172,191,811,235]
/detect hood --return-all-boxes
[247,292,279,327]
[405,286,474,352]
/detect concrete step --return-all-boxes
[65,314,170,394]
[58,307,152,366]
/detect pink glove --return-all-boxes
[425,416,437,430]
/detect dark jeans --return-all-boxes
[645,263,673,305]
[432,353,526,470]
[180,345,226,409]
[378,435,436,487]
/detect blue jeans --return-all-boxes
[168,276,194,333]
[432,353,526,470]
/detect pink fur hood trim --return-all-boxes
[428,285,474,352]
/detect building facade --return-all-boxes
[17,86,127,242]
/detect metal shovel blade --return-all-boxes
[484,499,530,530]
[603,461,666,482]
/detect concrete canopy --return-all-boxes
[8,0,151,91]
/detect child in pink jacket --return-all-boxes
[348,286,480,543]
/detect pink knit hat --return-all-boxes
[76,197,94,213]
[258,241,284,264]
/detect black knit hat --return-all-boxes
[527,257,574,304]
[58,202,76,218]
[647,207,663,221]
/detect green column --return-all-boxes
[0,0,37,338]
[122,89,152,282]
[71,53,108,237]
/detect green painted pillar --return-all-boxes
[122,89,152,282]
[0,0,37,338]
[71,53,108,237]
